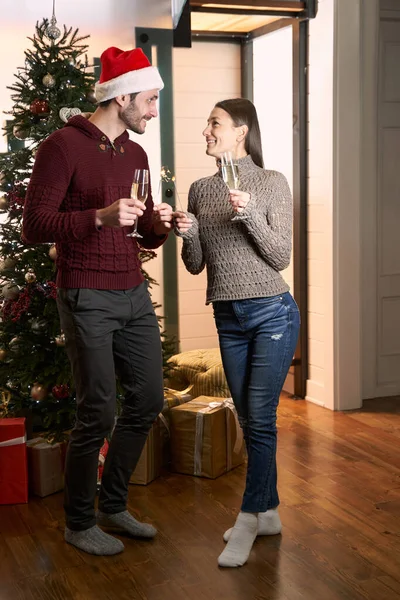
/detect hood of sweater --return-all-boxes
[64,115,129,146]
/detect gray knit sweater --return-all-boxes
[178,154,292,304]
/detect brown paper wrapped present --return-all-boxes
[170,396,246,479]
[27,437,66,497]
[130,414,167,485]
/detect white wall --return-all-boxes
[306,0,335,408]
[172,41,241,351]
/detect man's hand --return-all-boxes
[95,198,145,228]
[173,211,194,234]
[228,190,251,214]
[153,202,173,236]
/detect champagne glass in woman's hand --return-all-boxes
[127,168,149,238]
[220,152,242,221]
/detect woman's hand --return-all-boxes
[173,211,194,234]
[228,190,251,214]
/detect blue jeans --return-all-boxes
[213,292,300,513]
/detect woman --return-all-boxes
[174,98,300,568]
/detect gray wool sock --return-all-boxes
[97,510,157,538]
[65,525,124,556]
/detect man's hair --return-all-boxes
[98,92,139,109]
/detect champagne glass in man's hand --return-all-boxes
[127,168,149,238]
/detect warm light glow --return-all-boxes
[201,3,303,11]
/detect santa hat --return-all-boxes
[95,47,164,103]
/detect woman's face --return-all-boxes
[202,107,242,159]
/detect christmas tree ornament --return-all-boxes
[85,88,96,104]
[55,333,66,347]
[49,245,57,260]
[31,318,47,332]
[12,124,29,140]
[0,196,9,211]
[42,73,56,88]
[30,99,50,116]
[4,257,17,269]
[31,383,48,401]
[25,270,37,283]
[59,107,81,123]
[0,172,6,185]
[2,282,20,300]
[46,0,61,41]
[0,257,16,272]
[52,383,69,399]
[0,349,6,361]
[9,337,22,351]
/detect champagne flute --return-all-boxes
[127,168,149,238]
[221,151,240,190]
[220,152,241,221]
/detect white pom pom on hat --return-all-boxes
[94,46,164,103]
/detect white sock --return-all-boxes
[218,512,258,568]
[223,508,281,542]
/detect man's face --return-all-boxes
[120,89,159,134]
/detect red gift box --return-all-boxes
[0,418,28,505]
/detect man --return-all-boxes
[23,47,172,556]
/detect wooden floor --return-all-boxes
[1,393,400,600]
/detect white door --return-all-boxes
[376,18,400,395]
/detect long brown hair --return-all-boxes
[215,98,264,168]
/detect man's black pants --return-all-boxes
[57,282,164,531]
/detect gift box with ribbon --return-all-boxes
[129,414,167,485]
[26,437,67,498]
[0,417,28,504]
[170,396,246,479]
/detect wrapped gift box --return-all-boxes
[96,389,192,488]
[27,437,66,497]
[129,415,166,485]
[170,396,246,479]
[0,418,28,505]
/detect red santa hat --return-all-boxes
[94,47,164,103]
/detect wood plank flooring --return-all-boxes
[0,393,399,600]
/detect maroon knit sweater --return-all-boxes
[23,115,166,289]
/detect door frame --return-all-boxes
[244,18,309,399]
[136,28,180,351]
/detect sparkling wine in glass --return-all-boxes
[221,152,241,221]
[127,168,149,238]
[221,152,240,190]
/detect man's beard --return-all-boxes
[121,102,147,135]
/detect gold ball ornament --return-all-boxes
[31,383,48,401]
[2,282,20,300]
[13,125,29,140]
[55,333,66,347]
[49,245,57,260]
[1,257,17,271]
[86,88,97,104]
[24,270,37,283]
[42,73,56,88]
[0,349,7,361]
[0,196,8,211]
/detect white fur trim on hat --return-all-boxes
[95,66,164,103]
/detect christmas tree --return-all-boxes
[0,19,172,441]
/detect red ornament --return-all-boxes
[30,99,50,115]
[52,384,70,399]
